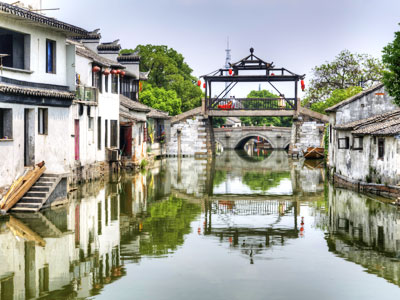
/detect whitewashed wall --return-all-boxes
[0,17,71,87]
[0,103,71,187]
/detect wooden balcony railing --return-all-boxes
[208,98,296,111]
[75,85,98,103]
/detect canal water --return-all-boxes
[1,150,400,299]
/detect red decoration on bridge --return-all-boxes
[301,80,305,91]
[229,68,233,75]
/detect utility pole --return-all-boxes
[224,37,231,98]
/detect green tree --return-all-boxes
[243,171,290,191]
[140,82,182,115]
[239,90,293,127]
[310,86,363,115]
[122,45,203,113]
[382,25,400,106]
[304,50,383,106]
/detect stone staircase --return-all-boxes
[10,174,63,213]
[12,212,63,238]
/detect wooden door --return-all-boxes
[74,120,80,161]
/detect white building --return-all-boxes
[326,83,400,195]
[0,2,89,189]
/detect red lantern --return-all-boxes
[92,66,101,73]
[103,69,110,76]
[229,68,233,75]
[270,73,275,76]
[301,80,305,91]
[116,69,121,75]
[203,83,206,88]
[197,80,201,86]
[120,71,126,77]
[111,69,117,75]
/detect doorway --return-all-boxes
[24,108,35,166]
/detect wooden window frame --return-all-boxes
[38,108,48,135]
[352,136,363,150]
[378,138,385,159]
[338,137,349,149]
[0,108,13,139]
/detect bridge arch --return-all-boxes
[234,133,277,150]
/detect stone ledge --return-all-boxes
[333,173,400,200]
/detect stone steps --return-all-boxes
[10,173,63,213]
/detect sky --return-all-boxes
[46,0,400,97]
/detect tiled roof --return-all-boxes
[0,83,74,99]
[70,28,101,40]
[120,95,150,112]
[139,71,150,81]
[335,109,400,136]
[120,111,146,123]
[147,108,170,120]
[325,83,384,113]
[117,52,140,62]
[72,41,124,68]
[0,2,88,36]
[97,40,121,52]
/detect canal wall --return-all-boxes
[333,172,400,200]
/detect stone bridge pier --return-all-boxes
[214,126,292,150]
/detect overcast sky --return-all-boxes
[48,0,400,97]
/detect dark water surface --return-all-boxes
[1,150,400,299]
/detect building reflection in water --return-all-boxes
[1,150,400,298]
[0,179,123,299]
[326,185,400,286]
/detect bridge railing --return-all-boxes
[208,97,296,111]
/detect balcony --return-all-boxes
[75,85,98,104]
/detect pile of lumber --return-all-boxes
[0,162,46,214]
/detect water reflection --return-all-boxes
[0,151,400,299]
[326,186,400,286]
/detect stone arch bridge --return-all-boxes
[214,126,292,150]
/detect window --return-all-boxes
[46,39,56,74]
[378,138,385,159]
[88,117,94,130]
[97,117,102,150]
[352,136,363,150]
[110,120,118,147]
[111,74,118,94]
[338,137,349,149]
[105,75,109,93]
[105,120,108,148]
[38,108,48,135]
[0,27,30,70]
[92,65,102,93]
[329,125,332,144]
[0,108,12,139]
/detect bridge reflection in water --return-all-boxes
[0,151,399,298]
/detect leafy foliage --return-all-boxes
[304,50,383,106]
[140,82,182,115]
[212,117,226,128]
[239,90,292,127]
[309,86,363,115]
[382,25,400,106]
[122,45,203,114]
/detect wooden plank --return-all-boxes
[7,216,46,247]
[1,166,46,213]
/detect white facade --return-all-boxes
[327,84,400,186]
[0,9,78,188]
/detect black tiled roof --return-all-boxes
[0,82,74,99]
[0,2,88,36]
[118,52,140,62]
[97,40,121,52]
